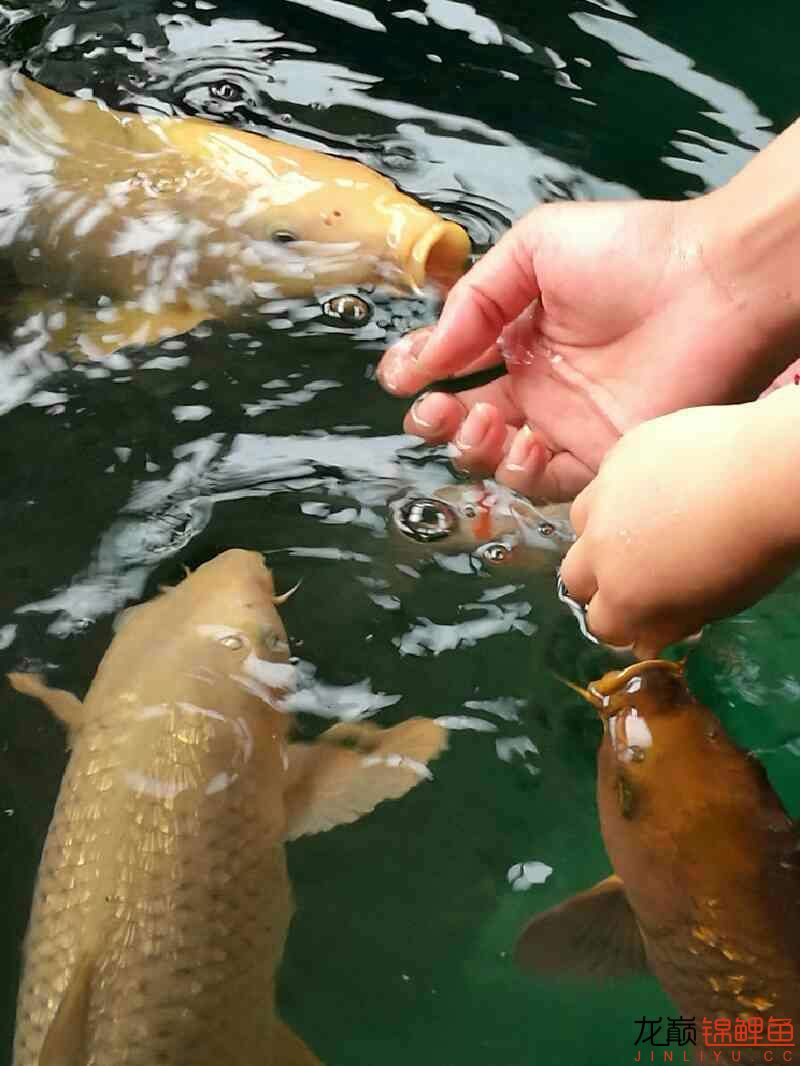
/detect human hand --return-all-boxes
[559,388,800,658]
[378,193,800,501]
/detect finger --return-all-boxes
[377,327,433,396]
[585,593,634,648]
[632,618,696,661]
[413,224,542,380]
[497,441,595,503]
[378,329,504,397]
[447,402,511,476]
[632,635,669,661]
[569,483,595,534]
[559,539,598,606]
[403,377,523,443]
[403,391,465,444]
[493,425,550,496]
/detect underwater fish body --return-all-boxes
[389,481,573,573]
[516,661,800,1063]
[8,549,447,1066]
[0,70,470,356]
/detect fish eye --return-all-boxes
[538,521,556,537]
[271,230,298,244]
[219,634,245,650]
[210,81,244,103]
[461,504,478,519]
[477,542,511,565]
[396,498,458,542]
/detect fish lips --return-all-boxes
[406,220,471,292]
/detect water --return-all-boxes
[1,1,799,1062]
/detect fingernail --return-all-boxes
[378,353,404,395]
[393,331,431,363]
[378,332,431,394]
[504,425,536,471]
[454,403,492,451]
[409,391,443,431]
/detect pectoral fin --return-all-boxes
[8,672,84,728]
[514,874,649,979]
[7,289,211,359]
[284,718,447,840]
[39,955,93,1066]
[273,1017,323,1066]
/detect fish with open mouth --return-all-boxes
[8,549,447,1066]
[515,660,800,1065]
[0,69,471,357]
[389,481,574,573]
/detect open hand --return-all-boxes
[378,196,795,501]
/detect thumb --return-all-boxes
[414,212,543,381]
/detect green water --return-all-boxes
[2,2,800,1064]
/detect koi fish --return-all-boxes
[9,549,446,1066]
[0,69,470,357]
[389,481,574,572]
[515,660,800,1064]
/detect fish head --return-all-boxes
[108,549,294,713]
[577,659,695,814]
[572,659,721,913]
[182,126,471,296]
[389,481,574,573]
[168,549,294,693]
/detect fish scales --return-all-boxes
[9,550,448,1066]
[0,69,471,357]
[16,701,292,1066]
[595,667,800,1025]
[516,661,800,1066]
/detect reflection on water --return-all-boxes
[1,0,799,1063]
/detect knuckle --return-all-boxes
[461,279,509,336]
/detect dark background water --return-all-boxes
[2,1,800,1063]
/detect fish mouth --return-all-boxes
[408,220,471,292]
[562,659,685,716]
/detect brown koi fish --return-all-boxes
[9,549,447,1066]
[0,69,470,356]
[515,660,800,1065]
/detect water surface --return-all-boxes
[1,1,799,1062]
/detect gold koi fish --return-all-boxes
[9,549,447,1065]
[515,660,800,1065]
[0,69,470,356]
